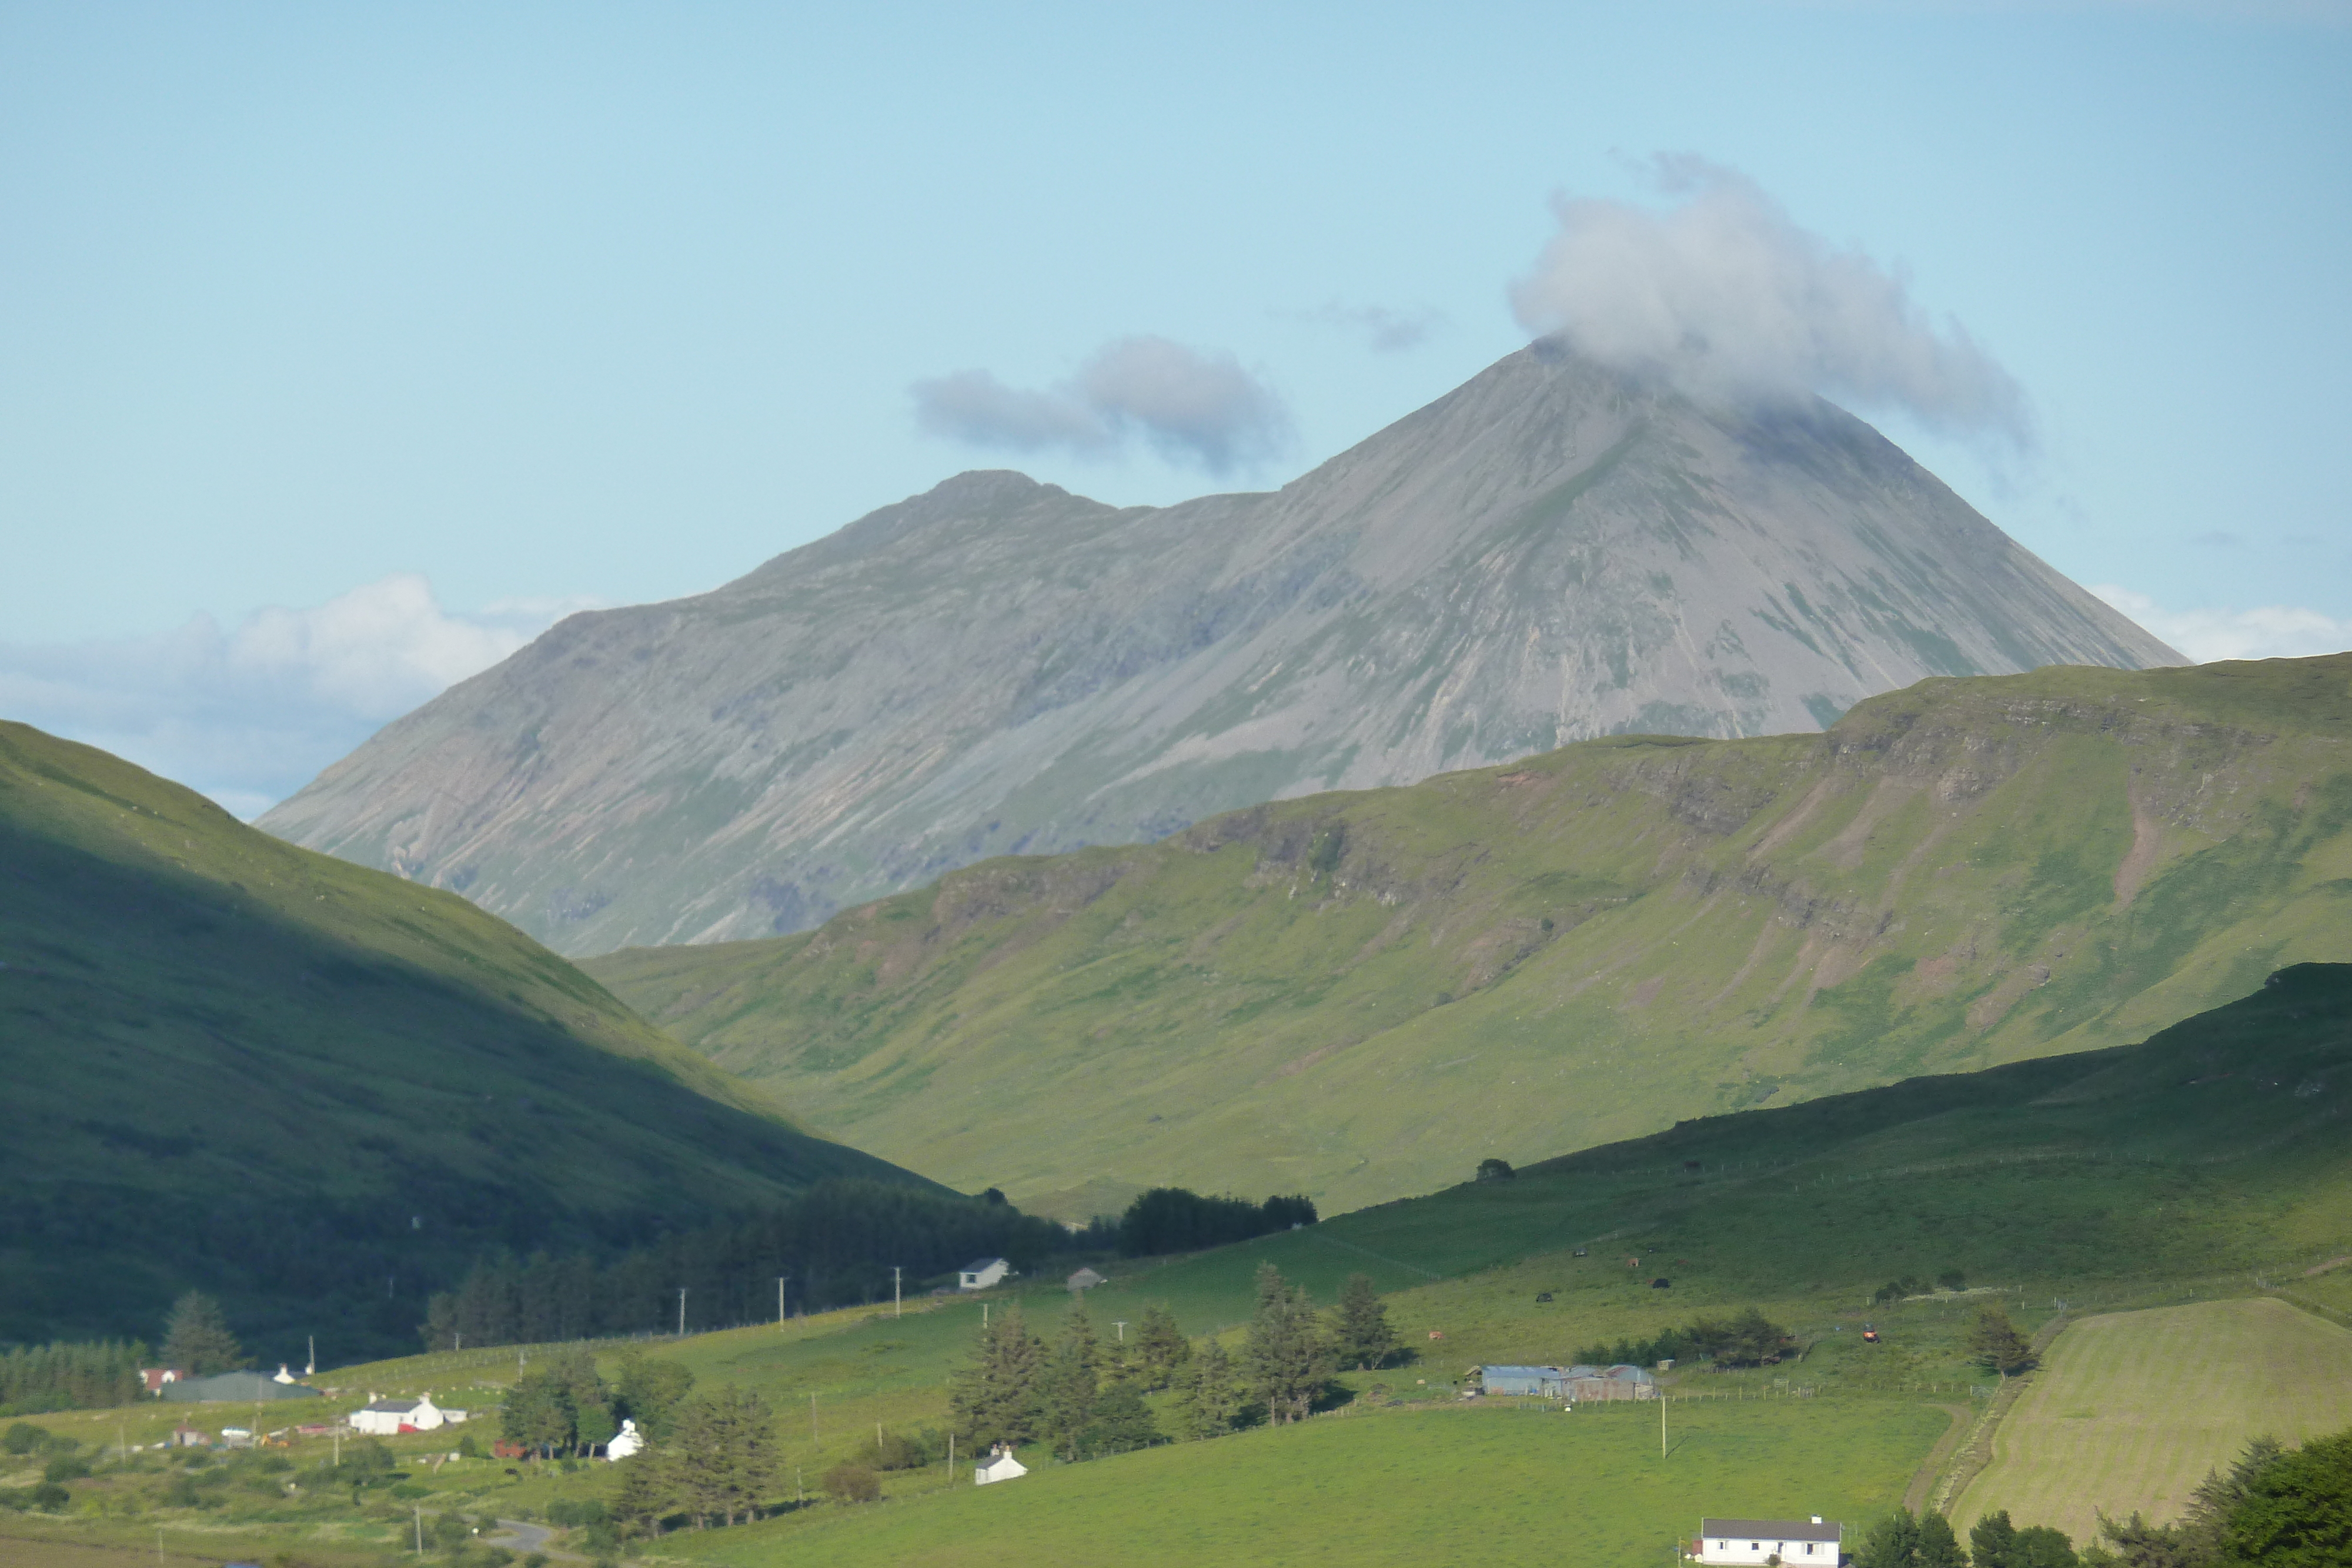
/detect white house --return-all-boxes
[958,1258,1013,1290]
[974,1443,1027,1485]
[1695,1516,1842,1564]
[349,1393,452,1435]
[606,1419,645,1462]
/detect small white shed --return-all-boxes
[974,1443,1027,1485]
[958,1258,1013,1290]
[1695,1516,1842,1564]
[606,1418,644,1461]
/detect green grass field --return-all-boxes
[589,654,2352,1216]
[661,1398,1950,1568]
[1954,1298,2352,1546]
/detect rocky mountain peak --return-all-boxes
[260,345,2179,955]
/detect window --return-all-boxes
[1750,1544,1760,1552]
[1805,1547,1818,1556]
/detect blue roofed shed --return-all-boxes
[1481,1364,1570,1397]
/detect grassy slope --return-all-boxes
[31,961,2334,1565]
[1954,1298,2352,1544]
[0,723,931,1358]
[587,654,2352,1214]
[677,1400,1948,1568]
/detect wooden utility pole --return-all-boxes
[1661,1392,1668,1457]
[778,1276,787,1326]
[893,1266,903,1318]
[810,1392,819,1446]
[677,1289,687,1338]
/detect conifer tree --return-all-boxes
[1132,1305,1191,1390]
[1966,1305,2034,1374]
[1038,1325,1100,1462]
[948,1308,1047,1447]
[1244,1263,1332,1425]
[667,1385,782,1527]
[158,1292,243,1376]
[1175,1340,1241,1440]
[1332,1273,1398,1371]
[609,1449,675,1540]
[1082,1380,1161,1456]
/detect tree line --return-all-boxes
[950,1263,1398,1462]
[1575,1306,1793,1369]
[0,1290,249,1414]
[422,1179,1074,1350]
[0,1340,148,1415]
[1114,1188,1318,1258]
[1853,1424,2350,1567]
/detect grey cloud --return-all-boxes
[911,336,1291,475]
[1510,157,2029,443]
[1301,302,1443,352]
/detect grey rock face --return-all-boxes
[259,345,2179,955]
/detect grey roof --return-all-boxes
[1482,1365,1566,1377]
[1702,1520,1842,1542]
[961,1257,1006,1272]
[362,1399,425,1412]
[159,1372,322,1403]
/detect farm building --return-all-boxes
[161,1372,322,1403]
[974,1443,1028,1485]
[1693,1516,1842,1564]
[1565,1364,1656,1401]
[1482,1365,1572,1397]
[348,1393,466,1434]
[958,1258,1014,1290]
[139,1367,183,1394]
[606,1418,645,1460]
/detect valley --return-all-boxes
[8,961,2347,1565]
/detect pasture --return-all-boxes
[660,1398,1947,1568]
[1953,1297,2352,1545]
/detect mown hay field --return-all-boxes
[659,1398,1946,1568]
[1954,1297,2352,1545]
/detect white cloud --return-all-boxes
[2092,586,2352,663]
[0,574,592,817]
[911,335,1291,475]
[1509,157,2029,443]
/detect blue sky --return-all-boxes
[3,1,2347,813]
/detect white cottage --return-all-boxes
[349,1393,449,1435]
[606,1418,645,1461]
[974,1443,1027,1485]
[958,1258,1013,1290]
[1695,1516,1843,1564]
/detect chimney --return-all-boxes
[1812,1517,1824,1525]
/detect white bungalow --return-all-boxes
[974,1443,1027,1485]
[349,1393,449,1435]
[606,1419,645,1461]
[1694,1516,1843,1564]
[958,1258,1014,1290]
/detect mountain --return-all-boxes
[258,344,2177,955]
[582,654,2352,1217]
[0,721,935,1359]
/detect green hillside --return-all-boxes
[0,722,934,1361]
[589,654,2352,1214]
[15,963,2342,1567]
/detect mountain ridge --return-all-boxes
[583,654,2352,1216]
[261,343,2179,955]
